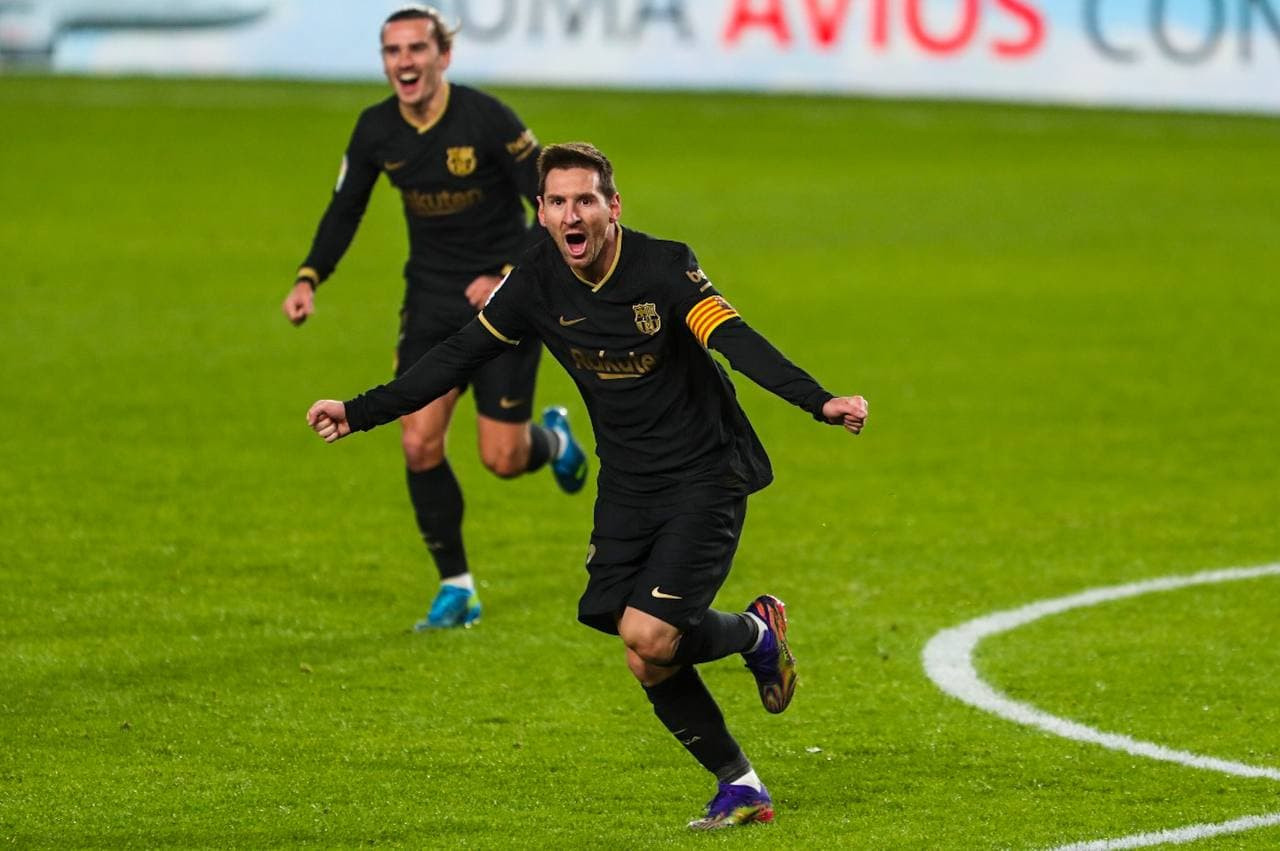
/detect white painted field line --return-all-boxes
[921,563,1280,849]
[1052,811,1280,850]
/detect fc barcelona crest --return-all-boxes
[446,146,477,177]
[633,303,661,336]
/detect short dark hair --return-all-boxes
[537,142,617,198]
[383,5,456,53]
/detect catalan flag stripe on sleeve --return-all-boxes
[685,295,740,347]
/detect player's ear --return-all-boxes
[609,194,621,224]
[536,196,547,227]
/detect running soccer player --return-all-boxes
[281,6,586,631]
[305,142,868,828]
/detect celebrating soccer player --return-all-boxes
[306,142,869,828]
[282,6,586,631]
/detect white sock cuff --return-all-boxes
[728,769,763,792]
[745,612,767,653]
[441,573,474,591]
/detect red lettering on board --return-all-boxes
[872,0,891,48]
[804,0,855,48]
[906,0,980,53]
[724,0,794,46]
[720,0,1046,58]
[992,0,1046,57]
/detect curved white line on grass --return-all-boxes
[923,563,1280,779]
[1051,811,1280,850]
[921,563,1280,848]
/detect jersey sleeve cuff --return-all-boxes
[809,391,836,422]
[343,395,373,433]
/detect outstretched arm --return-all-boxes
[708,320,869,433]
[675,257,868,435]
[707,323,868,434]
[306,319,511,441]
[284,119,380,326]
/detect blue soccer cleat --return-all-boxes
[742,595,797,714]
[414,584,482,631]
[687,783,775,830]
[541,405,588,494]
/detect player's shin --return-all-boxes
[406,462,468,579]
[524,422,556,472]
[642,665,749,781]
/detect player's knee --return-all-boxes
[620,624,677,667]
[624,648,673,686]
[403,433,445,471]
[480,443,526,479]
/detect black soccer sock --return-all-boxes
[643,665,751,783]
[525,423,556,473]
[668,609,758,667]
[406,462,468,580]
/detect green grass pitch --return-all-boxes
[2,74,1278,848]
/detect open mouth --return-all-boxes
[397,72,421,91]
[564,232,588,259]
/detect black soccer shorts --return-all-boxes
[577,487,748,635]
[395,288,541,424]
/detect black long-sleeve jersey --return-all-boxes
[343,228,835,503]
[297,84,540,325]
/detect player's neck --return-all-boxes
[581,226,621,285]
[399,81,450,131]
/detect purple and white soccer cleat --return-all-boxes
[742,594,797,714]
[687,783,775,830]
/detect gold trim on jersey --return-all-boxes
[506,129,538,162]
[478,311,520,345]
[685,295,739,347]
[572,226,623,292]
[296,266,319,285]
[399,82,451,134]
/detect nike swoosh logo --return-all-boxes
[499,397,524,409]
[673,727,701,745]
[651,586,683,600]
[384,160,407,171]
[559,316,587,326]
